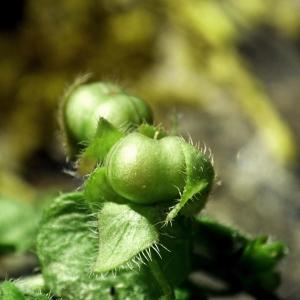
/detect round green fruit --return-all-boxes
[63,82,153,145]
[105,132,214,205]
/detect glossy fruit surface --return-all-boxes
[106,132,186,204]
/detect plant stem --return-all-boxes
[149,259,175,300]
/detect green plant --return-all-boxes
[0,195,37,254]
[61,78,153,158]
[0,81,287,300]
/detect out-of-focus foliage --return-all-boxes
[0,172,36,203]
[0,195,38,253]
[0,0,299,173]
[193,216,287,298]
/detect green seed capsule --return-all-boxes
[106,132,186,204]
[105,132,214,207]
[62,81,153,153]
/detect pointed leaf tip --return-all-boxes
[94,202,160,273]
[77,118,124,175]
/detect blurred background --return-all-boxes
[0,1,299,299]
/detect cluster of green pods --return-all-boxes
[62,80,215,219]
[61,80,153,156]
[34,80,285,300]
[59,80,215,298]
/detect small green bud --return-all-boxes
[61,81,153,157]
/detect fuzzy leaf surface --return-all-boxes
[0,282,25,300]
[166,143,214,223]
[37,192,163,300]
[95,201,160,272]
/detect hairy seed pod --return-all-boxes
[62,81,153,154]
[105,132,214,209]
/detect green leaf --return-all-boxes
[240,236,287,271]
[0,195,38,253]
[192,216,287,297]
[84,167,192,288]
[0,281,50,300]
[0,282,25,300]
[37,192,112,299]
[193,215,248,259]
[84,166,125,211]
[77,118,124,175]
[94,201,160,272]
[166,143,214,223]
[172,288,191,300]
[14,275,46,296]
[37,192,163,300]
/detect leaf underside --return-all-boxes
[95,201,160,272]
